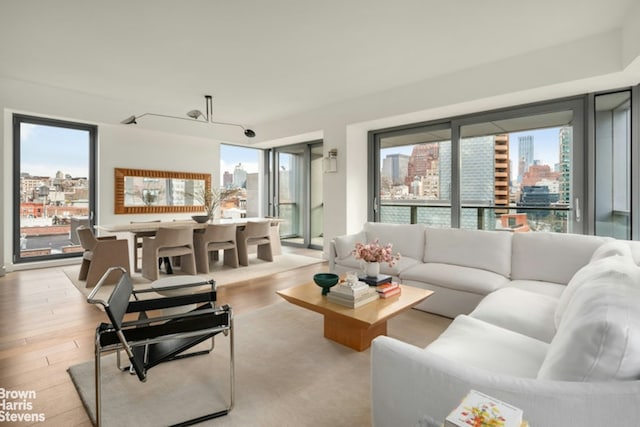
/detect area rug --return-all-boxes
[67,301,451,426]
[64,253,325,300]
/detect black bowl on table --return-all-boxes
[313,273,340,295]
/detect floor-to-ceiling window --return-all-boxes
[219,144,263,218]
[371,97,588,233]
[270,141,323,249]
[13,115,96,263]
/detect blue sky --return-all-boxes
[509,127,560,167]
[220,144,260,182]
[20,123,89,178]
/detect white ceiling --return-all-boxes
[0,0,636,131]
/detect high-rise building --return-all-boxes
[460,136,495,204]
[223,171,234,188]
[494,134,510,212]
[381,153,410,186]
[233,163,247,188]
[519,185,560,206]
[422,159,440,199]
[439,143,451,201]
[407,144,439,187]
[517,135,534,183]
[559,126,572,205]
[521,164,560,187]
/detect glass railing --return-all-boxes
[380,201,571,232]
[380,201,451,228]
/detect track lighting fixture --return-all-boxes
[121,95,256,138]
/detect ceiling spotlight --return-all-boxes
[121,95,256,138]
[186,110,205,120]
[120,115,137,125]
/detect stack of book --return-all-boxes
[327,281,380,308]
[376,282,401,298]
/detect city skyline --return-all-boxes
[381,127,564,183]
[217,144,260,185]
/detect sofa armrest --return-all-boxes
[371,336,640,427]
[328,240,337,272]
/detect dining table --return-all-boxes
[95,217,283,272]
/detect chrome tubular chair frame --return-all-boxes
[87,267,234,427]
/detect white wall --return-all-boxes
[97,125,221,226]
[2,25,640,273]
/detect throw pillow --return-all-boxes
[554,243,633,328]
[538,259,640,381]
[334,231,366,260]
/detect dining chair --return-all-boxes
[76,226,131,287]
[236,221,273,266]
[141,227,197,281]
[194,223,239,272]
[130,220,161,272]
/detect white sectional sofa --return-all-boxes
[329,223,640,426]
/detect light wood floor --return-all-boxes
[0,247,327,426]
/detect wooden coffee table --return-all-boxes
[277,282,433,351]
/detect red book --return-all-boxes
[376,282,399,294]
[379,287,401,298]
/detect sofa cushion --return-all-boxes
[400,262,510,295]
[554,246,635,328]
[423,227,511,277]
[379,256,420,276]
[509,280,565,298]
[511,232,609,284]
[538,259,640,381]
[363,222,425,261]
[425,315,548,378]
[332,255,362,271]
[334,231,366,260]
[470,287,558,342]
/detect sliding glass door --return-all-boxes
[13,114,96,263]
[272,141,323,249]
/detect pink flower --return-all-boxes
[352,239,401,267]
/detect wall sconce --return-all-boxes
[323,148,338,173]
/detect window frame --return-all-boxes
[369,95,588,233]
[12,114,97,264]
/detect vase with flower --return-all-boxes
[352,239,400,278]
[193,187,241,222]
